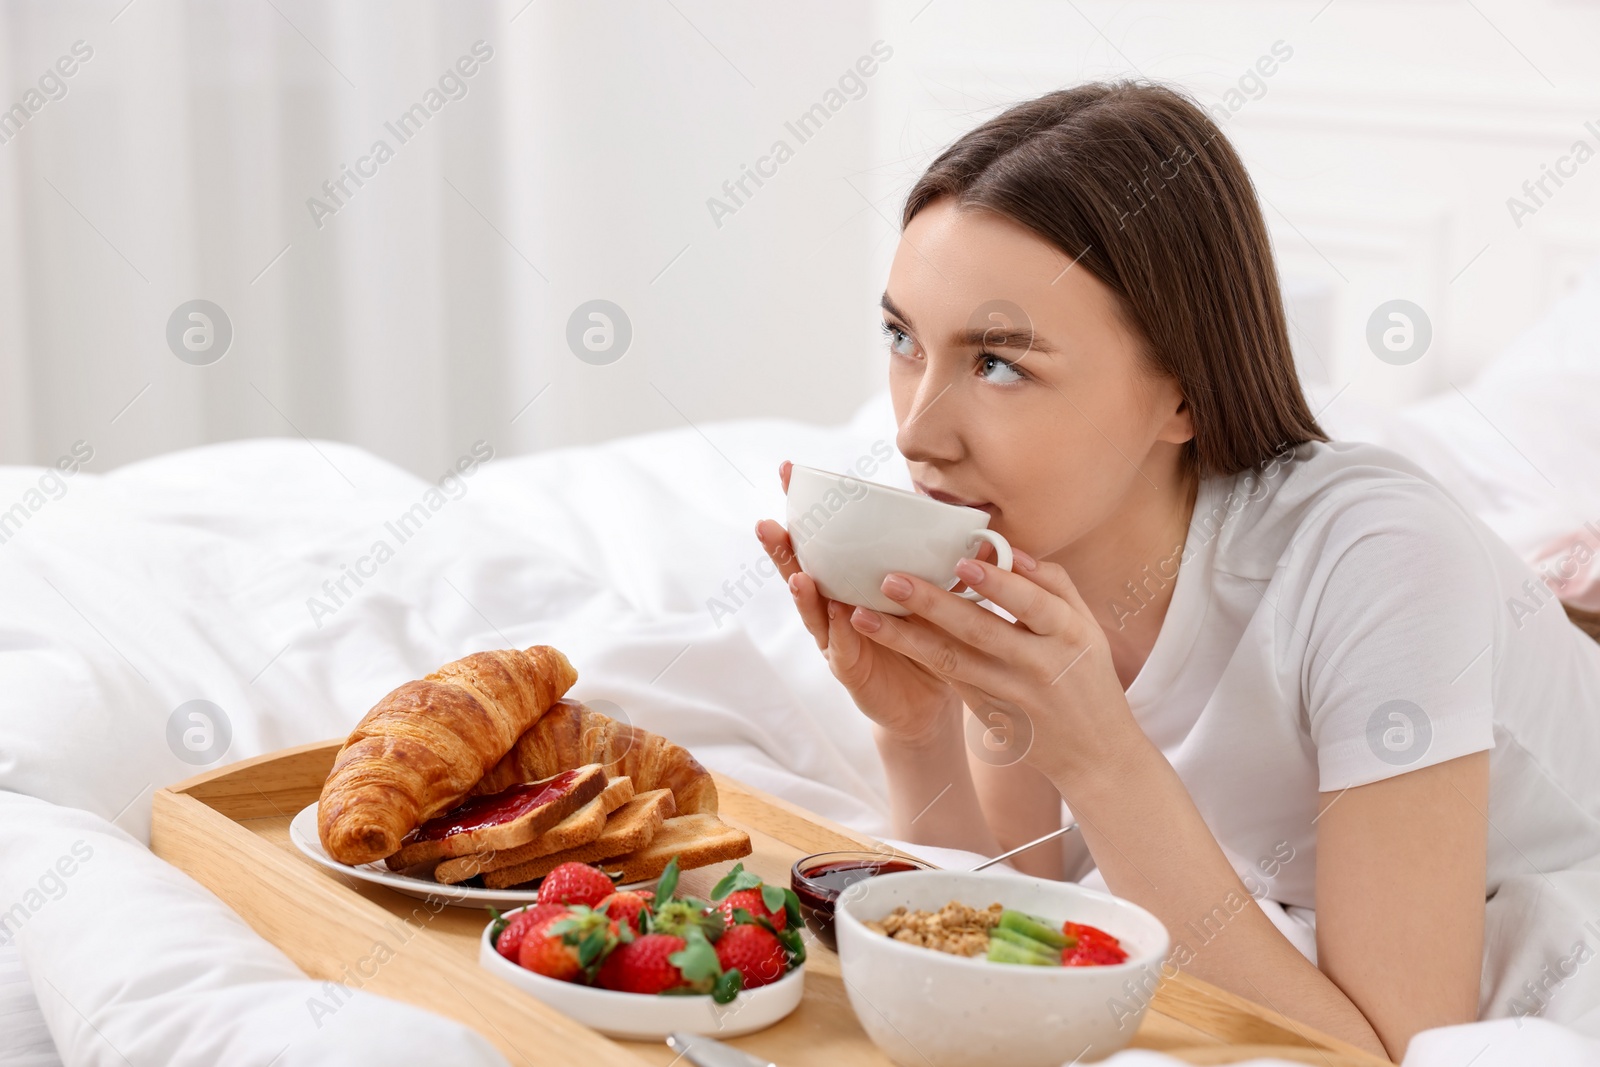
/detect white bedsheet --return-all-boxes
[0,396,906,1067]
[3,263,1600,1066]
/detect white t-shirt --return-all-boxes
[1112,438,1600,909]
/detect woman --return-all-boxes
[755,82,1600,1060]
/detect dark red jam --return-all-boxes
[792,858,923,951]
[411,769,580,842]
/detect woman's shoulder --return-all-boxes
[1201,437,1487,581]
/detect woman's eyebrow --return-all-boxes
[880,292,1058,356]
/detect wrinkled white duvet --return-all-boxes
[4,265,1600,1067]
[0,392,908,1067]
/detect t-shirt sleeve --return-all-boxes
[1300,484,1499,792]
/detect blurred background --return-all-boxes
[1,0,1597,479]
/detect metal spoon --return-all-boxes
[969,821,1079,871]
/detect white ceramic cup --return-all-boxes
[785,464,1013,617]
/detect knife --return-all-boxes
[665,1031,776,1067]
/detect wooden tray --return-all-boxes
[150,740,1393,1066]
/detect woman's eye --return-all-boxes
[977,353,1025,384]
[881,323,918,358]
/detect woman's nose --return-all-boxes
[895,371,964,465]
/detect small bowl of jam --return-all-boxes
[790,850,933,951]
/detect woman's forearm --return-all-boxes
[967,752,1069,879]
[873,719,1000,855]
[1048,735,1389,1060]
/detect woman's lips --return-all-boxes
[914,481,996,515]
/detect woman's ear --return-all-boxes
[1157,391,1195,446]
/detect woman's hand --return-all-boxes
[755,460,962,746]
[846,550,1145,787]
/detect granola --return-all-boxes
[862,900,1004,957]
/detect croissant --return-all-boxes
[317,645,578,864]
[474,698,718,817]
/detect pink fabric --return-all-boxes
[1528,523,1600,612]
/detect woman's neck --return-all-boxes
[1045,462,1200,691]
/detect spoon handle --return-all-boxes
[969,821,1080,871]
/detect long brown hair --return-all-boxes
[903,80,1600,645]
[902,80,1325,480]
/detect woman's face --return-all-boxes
[884,197,1194,560]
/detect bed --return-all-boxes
[3,265,1599,1066]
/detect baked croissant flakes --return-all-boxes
[473,697,719,817]
[317,645,578,864]
[449,702,748,888]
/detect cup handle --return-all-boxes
[953,529,1013,601]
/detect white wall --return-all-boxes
[871,0,1600,412]
[1,0,1596,478]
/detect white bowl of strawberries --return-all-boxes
[479,857,806,1040]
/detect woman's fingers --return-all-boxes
[948,556,1076,637]
[787,569,832,651]
[823,597,869,676]
[947,536,996,595]
[1013,554,1095,621]
[755,516,829,649]
[757,513,852,655]
[875,570,1022,655]
[848,604,1007,692]
[754,518,802,580]
[779,459,792,494]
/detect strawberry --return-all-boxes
[596,933,692,994]
[517,906,620,982]
[597,924,727,996]
[708,862,800,934]
[537,862,616,908]
[495,903,569,961]
[1061,921,1128,967]
[713,888,787,931]
[714,923,788,989]
[597,890,651,933]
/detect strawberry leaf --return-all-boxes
[577,929,608,968]
[782,888,804,930]
[656,899,722,941]
[668,927,723,984]
[712,968,745,1004]
[487,906,508,945]
[656,856,682,903]
[760,883,786,914]
[709,862,763,901]
[709,865,739,901]
[731,907,759,926]
[777,924,807,966]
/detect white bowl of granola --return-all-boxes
[835,869,1169,1067]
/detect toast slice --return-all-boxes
[383,764,606,869]
[433,776,636,885]
[481,787,678,889]
[595,813,751,885]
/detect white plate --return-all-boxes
[289,802,655,910]
[478,906,805,1039]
